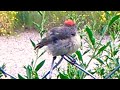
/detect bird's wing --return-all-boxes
[34,26,76,50]
[47,26,76,40]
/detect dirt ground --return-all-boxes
[0,29,68,79]
[0,29,118,79]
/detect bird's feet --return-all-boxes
[71,59,76,65]
[65,55,76,65]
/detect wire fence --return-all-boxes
[0,55,120,79]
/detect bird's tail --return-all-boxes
[34,37,50,50]
[34,42,44,50]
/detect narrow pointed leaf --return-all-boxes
[83,49,90,55]
[33,21,41,29]
[110,32,115,40]
[86,26,95,46]
[105,55,114,61]
[76,50,83,63]
[96,42,110,56]
[26,65,32,79]
[96,45,107,55]
[35,60,45,71]
[59,73,69,79]
[38,11,43,16]
[108,15,120,27]
[113,50,119,56]
[30,39,35,48]
[101,25,108,35]
[18,74,26,79]
[38,50,46,59]
[96,58,104,64]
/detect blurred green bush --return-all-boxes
[0,11,18,35]
[0,11,120,36]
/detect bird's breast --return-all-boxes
[47,33,81,56]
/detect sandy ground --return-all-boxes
[0,29,68,79]
[0,29,119,79]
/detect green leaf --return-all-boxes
[101,25,108,35]
[86,26,95,46]
[77,70,83,79]
[88,70,96,74]
[32,71,39,79]
[72,53,76,58]
[35,60,45,72]
[33,21,41,30]
[59,73,69,79]
[75,50,83,63]
[104,11,110,20]
[38,50,46,59]
[26,65,32,79]
[115,57,119,65]
[100,68,105,76]
[110,32,116,40]
[18,74,26,79]
[83,49,90,55]
[108,15,120,27]
[105,55,114,61]
[30,39,35,48]
[96,58,104,64]
[113,50,119,56]
[38,11,43,16]
[96,42,110,56]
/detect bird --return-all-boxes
[34,19,81,78]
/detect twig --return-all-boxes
[49,57,56,79]
[105,65,120,79]
[64,55,97,79]
[42,56,64,79]
[0,67,16,79]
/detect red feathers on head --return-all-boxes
[64,19,75,26]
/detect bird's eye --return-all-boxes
[71,33,75,36]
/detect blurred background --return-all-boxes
[0,11,120,79]
[0,11,120,36]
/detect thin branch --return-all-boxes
[42,56,64,79]
[0,67,16,79]
[64,55,97,79]
[105,65,120,79]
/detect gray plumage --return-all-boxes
[34,21,81,57]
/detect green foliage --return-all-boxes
[30,39,36,48]
[0,11,18,35]
[1,11,120,79]
[1,11,120,36]
[35,60,45,72]
[16,12,120,79]
[95,41,110,56]
[33,11,47,38]
[15,11,30,28]
[75,50,83,63]
[57,63,83,79]
[85,26,96,47]
[58,14,120,79]
[17,39,46,79]
[108,15,120,27]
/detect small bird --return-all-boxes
[34,19,81,78]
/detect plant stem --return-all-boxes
[86,25,108,69]
[82,25,108,78]
[33,50,39,70]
